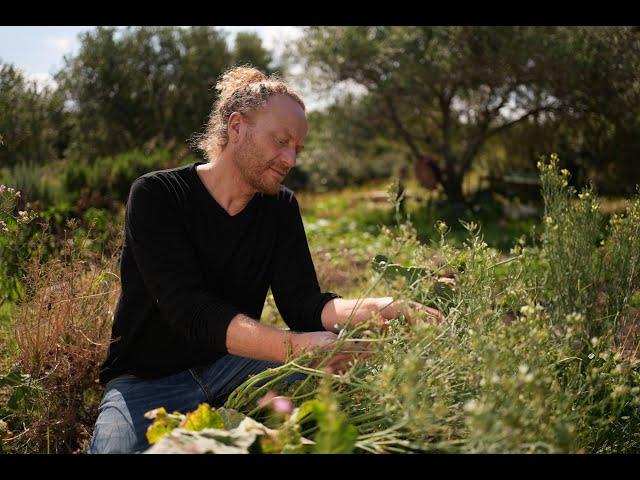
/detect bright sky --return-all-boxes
[0,26,307,95]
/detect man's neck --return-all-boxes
[196,154,256,216]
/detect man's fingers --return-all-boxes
[437,276,457,287]
[408,301,445,323]
[424,306,444,321]
[323,346,372,374]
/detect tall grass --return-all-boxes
[220,154,640,453]
[2,154,639,453]
[1,188,121,453]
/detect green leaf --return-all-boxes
[7,386,28,411]
[311,399,358,454]
[372,254,427,284]
[145,408,184,445]
[291,400,315,424]
[217,407,246,430]
[0,370,31,388]
[180,403,224,431]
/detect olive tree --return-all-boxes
[293,26,638,202]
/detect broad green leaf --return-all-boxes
[311,399,358,454]
[217,407,246,430]
[372,254,427,283]
[291,400,315,424]
[180,403,224,431]
[145,408,184,445]
[0,370,31,388]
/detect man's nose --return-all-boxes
[281,146,297,169]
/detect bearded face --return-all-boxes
[230,95,307,196]
[232,126,284,196]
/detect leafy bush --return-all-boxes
[1,161,67,206]
[216,155,640,453]
[62,148,193,204]
[539,153,640,340]
[3,153,639,454]
[0,191,121,453]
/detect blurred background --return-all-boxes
[2,26,640,254]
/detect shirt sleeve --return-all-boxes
[270,192,341,332]
[125,175,240,353]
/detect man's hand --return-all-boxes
[322,296,445,333]
[378,297,445,323]
[289,331,369,374]
[375,297,444,325]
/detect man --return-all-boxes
[88,66,442,454]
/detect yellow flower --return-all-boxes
[436,220,448,235]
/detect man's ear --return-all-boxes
[227,112,243,144]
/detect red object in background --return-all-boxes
[414,154,440,190]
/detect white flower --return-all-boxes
[463,399,480,413]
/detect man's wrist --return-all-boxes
[321,297,395,332]
[281,330,299,362]
[374,297,395,319]
[320,298,340,332]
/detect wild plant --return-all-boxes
[218,156,640,453]
[1,185,120,453]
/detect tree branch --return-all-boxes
[383,94,423,160]
[459,106,553,176]
[485,105,551,140]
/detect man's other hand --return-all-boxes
[289,331,369,374]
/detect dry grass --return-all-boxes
[5,223,121,453]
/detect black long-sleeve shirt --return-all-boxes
[99,161,340,385]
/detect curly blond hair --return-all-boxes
[193,65,306,160]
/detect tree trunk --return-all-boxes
[443,174,466,206]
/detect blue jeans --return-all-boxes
[87,355,305,454]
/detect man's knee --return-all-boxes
[87,407,145,454]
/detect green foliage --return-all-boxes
[289,98,398,192]
[0,61,68,168]
[293,26,640,200]
[307,381,358,454]
[1,160,67,206]
[232,32,275,73]
[62,148,186,203]
[0,369,46,423]
[539,154,640,339]
[222,156,640,453]
[55,27,275,162]
[0,184,41,303]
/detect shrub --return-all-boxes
[218,155,640,453]
[0,191,121,453]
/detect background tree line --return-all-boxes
[294,26,640,200]
[1,26,640,205]
[1,27,274,165]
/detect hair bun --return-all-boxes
[215,65,268,97]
